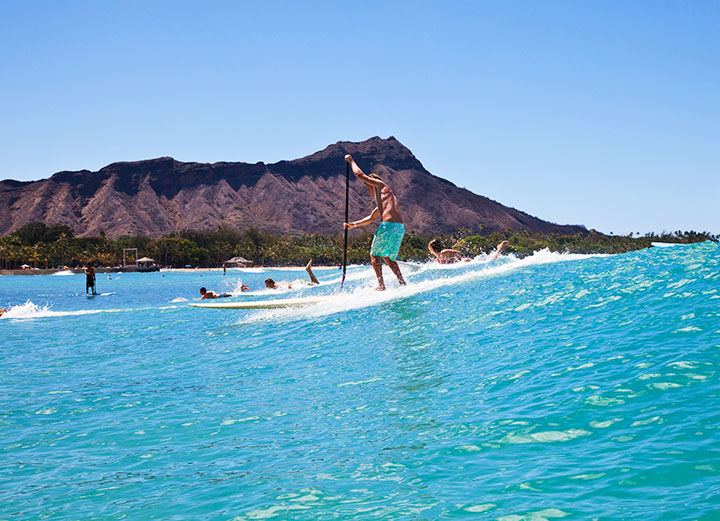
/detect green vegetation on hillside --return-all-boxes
[454,229,717,257]
[0,222,715,270]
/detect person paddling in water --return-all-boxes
[428,239,509,264]
[264,260,321,289]
[199,287,232,299]
[428,239,465,264]
[343,154,406,291]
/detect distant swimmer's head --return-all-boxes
[264,278,277,289]
[199,287,207,295]
[430,238,451,250]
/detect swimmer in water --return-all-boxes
[428,239,509,264]
[199,287,232,299]
[264,260,320,290]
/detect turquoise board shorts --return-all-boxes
[370,221,405,261]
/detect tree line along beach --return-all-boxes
[0,220,716,274]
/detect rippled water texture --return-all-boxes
[1,243,719,520]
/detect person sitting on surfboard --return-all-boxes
[264,260,321,290]
[199,287,232,299]
[343,154,406,291]
[428,239,509,264]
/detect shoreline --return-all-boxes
[164,266,340,272]
[0,266,342,276]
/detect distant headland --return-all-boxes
[0,136,586,238]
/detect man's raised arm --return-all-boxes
[428,239,441,260]
[489,240,509,260]
[345,155,384,187]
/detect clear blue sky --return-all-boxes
[1,1,718,235]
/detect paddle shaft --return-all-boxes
[341,162,350,288]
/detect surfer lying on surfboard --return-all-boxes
[264,260,320,289]
[199,287,233,299]
[343,154,406,291]
[428,239,508,264]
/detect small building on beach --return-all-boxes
[136,257,157,268]
[224,256,253,268]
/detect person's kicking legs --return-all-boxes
[305,259,320,285]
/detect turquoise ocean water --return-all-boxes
[1,242,719,520]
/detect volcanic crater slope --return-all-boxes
[0,136,586,237]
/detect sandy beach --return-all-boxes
[163,265,340,273]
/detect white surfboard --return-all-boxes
[189,294,342,309]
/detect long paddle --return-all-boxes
[340,161,350,289]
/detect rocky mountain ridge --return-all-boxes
[0,136,586,237]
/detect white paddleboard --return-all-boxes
[397,261,423,272]
[189,294,342,309]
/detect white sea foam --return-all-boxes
[298,264,376,287]
[227,283,288,296]
[1,301,102,319]
[238,250,604,324]
[502,429,591,444]
[497,507,569,520]
[464,503,497,512]
[52,270,76,276]
[229,264,375,295]
[1,300,133,320]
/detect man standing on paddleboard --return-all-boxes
[343,154,406,291]
[85,263,97,295]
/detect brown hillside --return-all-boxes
[0,136,586,237]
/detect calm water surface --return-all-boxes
[1,243,719,520]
